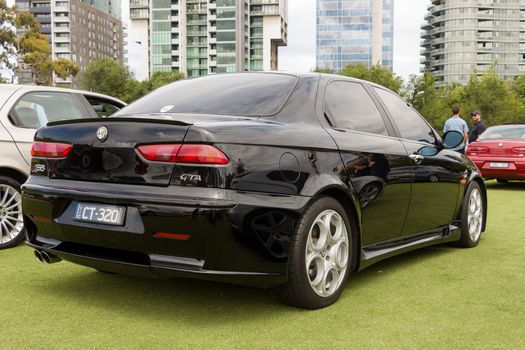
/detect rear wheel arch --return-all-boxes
[278,195,355,308]
[0,167,28,185]
[314,186,362,272]
[456,180,485,247]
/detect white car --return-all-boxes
[0,85,126,249]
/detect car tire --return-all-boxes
[496,179,508,183]
[277,196,353,309]
[456,181,484,248]
[0,176,26,250]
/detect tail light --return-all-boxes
[136,144,181,162]
[512,147,525,154]
[137,144,229,165]
[31,141,73,158]
[467,146,489,155]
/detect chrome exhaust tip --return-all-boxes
[34,249,44,263]
[37,250,62,264]
[41,251,61,264]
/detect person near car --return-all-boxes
[468,111,486,144]
[443,105,469,154]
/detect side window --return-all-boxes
[12,92,83,129]
[374,88,437,144]
[324,81,389,136]
[84,96,124,118]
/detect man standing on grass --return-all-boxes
[443,105,469,154]
[468,111,486,144]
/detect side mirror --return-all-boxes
[442,130,463,149]
[417,146,439,157]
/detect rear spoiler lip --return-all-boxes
[46,116,193,127]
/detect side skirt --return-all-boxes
[358,222,461,270]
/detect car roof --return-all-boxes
[175,71,381,90]
[229,71,369,82]
[0,84,126,105]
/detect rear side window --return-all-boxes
[11,92,83,128]
[324,81,389,136]
[85,96,123,118]
[479,126,525,140]
[374,87,437,144]
[116,73,298,117]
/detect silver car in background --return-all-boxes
[0,85,126,249]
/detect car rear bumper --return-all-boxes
[26,239,284,287]
[22,177,311,288]
[468,156,525,180]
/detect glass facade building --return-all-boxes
[150,0,171,73]
[131,0,288,79]
[216,0,238,74]
[316,0,394,72]
[421,0,525,86]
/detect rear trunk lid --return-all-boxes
[34,117,192,186]
[468,140,525,158]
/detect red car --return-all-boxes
[467,124,525,182]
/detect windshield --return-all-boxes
[115,73,298,117]
[478,125,525,140]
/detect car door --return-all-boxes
[321,80,413,246]
[5,91,88,165]
[372,87,464,236]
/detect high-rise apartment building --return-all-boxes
[16,0,124,86]
[316,0,394,72]
[130,0,288,79]
[421,0,525,86]
[80,0,121,18]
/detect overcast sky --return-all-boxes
[278,0,429,80]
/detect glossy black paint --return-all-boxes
[22,72,486,288]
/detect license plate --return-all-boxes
[490,162,509,168]
[73,203,126,226]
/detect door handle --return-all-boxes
[409,154,424,165]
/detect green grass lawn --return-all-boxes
[2,181,524,349]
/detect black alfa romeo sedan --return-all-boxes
[22,73,487,309]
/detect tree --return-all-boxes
[142,71,185,91]
[121,71,186,102]
[511,73,525,99]
[18,12,80,84]
[17,12,53,84]
[120,78,148,104]
[404,72,447,129]
[53,57,81,80]
[0,7,79,84]
[81,59,185,103]
[312,67,333,74]
[339,63,404,94]
[402,66,525,131]
[0,1,18,80]
[81,58,133,99]
[460,67,521,125]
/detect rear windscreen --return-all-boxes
[115,73,298,117]
[479,126,525,140]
